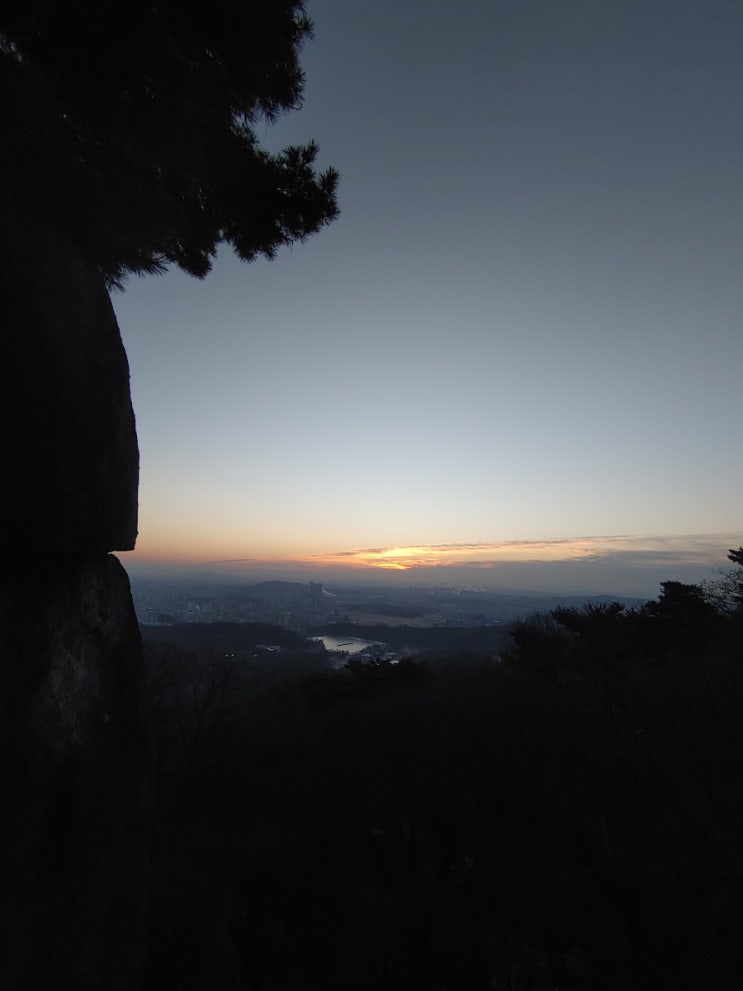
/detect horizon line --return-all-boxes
[121,531,743,572]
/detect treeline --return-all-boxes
[141,553,743,990]
[504,578,735,673]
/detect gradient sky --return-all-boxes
[114,0,743,595]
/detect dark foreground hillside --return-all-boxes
[142,611,743,990]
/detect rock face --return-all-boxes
[0,197,138,553]
[0,208,149,988]
[0,555,149,990]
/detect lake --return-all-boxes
[313,635,386,654]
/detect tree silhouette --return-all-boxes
[1,0,339,286]
[638,580,720,661]
[703,547,743,616]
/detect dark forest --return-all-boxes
[141,557,743,989]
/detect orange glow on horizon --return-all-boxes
[120,534,740,575]
[300,539,610,571]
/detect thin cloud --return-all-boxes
[300,534,743,572]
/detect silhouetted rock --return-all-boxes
[0,553,150,991]
[0,192,147,988]
[0,194,138,553]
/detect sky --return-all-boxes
[115,0,743,596]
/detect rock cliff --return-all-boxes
[1,195,138,553]
[0,204,149,989]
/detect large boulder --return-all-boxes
[0,194,138,553]
[0,553,150,990]
[0,192,148,988]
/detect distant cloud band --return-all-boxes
[301,534,742,571]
